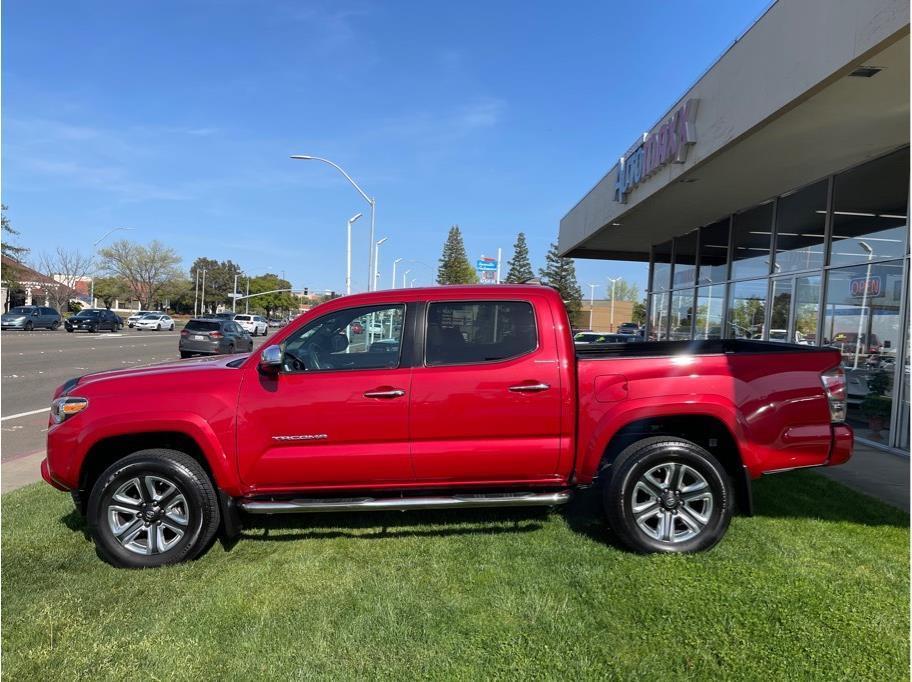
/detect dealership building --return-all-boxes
[559,0,910,453]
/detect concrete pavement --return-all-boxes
[815,442,909,511]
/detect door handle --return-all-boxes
[508,383,551,393]
[363,388,406,399]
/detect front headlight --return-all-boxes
[50,397,89,424]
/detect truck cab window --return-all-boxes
[282,304,405,372]
[425,301,536,366]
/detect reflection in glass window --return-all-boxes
[727,279,767,339]
[731,203,774,280]
[669,290,694,340]
[822,260,904,441]
[775,180,827,273]
[648,292,669,341]
[694,285,724,339]
[794,275,822,346]
[672,231,698,288]
[697,219,729,285]
[829,148,909,268]
[425,301,536,366]
[768,279,792,342]
[652,241,673,292]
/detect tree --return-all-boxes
[159,277,195,313]
[245,273,296,316]
[436,225,478,285]
[539,241,583,322]
[190,257,243,314]
[92,276,131,309]
[632,299,647,325]
[2,205,29,311]
[607,278,640,302]
[36,247,94,311]
[99,239,182,310]
[504,232,534,283]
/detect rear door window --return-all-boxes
[425,301,537,366]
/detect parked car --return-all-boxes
[267,319,285,328]
[43,284,852,567]
[574,331,638,344]
[134,313,175,331]
[1,305,61,331]
[64,309,121,333]
[617,322,640,334]
[178,318,253,358]
[233,314,268,336]
[127,310,157,328]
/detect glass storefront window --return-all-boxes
[694,285,724,339]
[829,148,909,268]
[673,231,698,288]
[727,279,766,339]
[669,290,694,340]
[648,292,669,341]
[652,241,673,292]
[768,278,793,342]
[794,275,822,346]
[775,180,827,273]
[822,260,904,442]
[697,219,729,285]
[731,203,773,280]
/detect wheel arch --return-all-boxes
[595,414,753,515]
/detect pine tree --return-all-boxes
[436,225,478,285]
[539,241,583,321]
[505,232,534,283]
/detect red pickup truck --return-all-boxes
[42,284,852,567]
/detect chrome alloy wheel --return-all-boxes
[631,462,714,543]
[106,475,189,555]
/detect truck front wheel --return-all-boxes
[87,449,221,568]
[604,437,732,554]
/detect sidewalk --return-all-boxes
[1,451,45,494]
[815,442,909,511]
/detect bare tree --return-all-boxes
[36,247,94,310]
[98,239,182,309]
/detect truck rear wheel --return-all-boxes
[87,449,221,568]
[603,437,732,554]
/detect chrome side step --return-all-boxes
[239,490,572,514]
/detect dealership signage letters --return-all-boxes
[614,98,699,203]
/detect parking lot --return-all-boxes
[1,327,272,471]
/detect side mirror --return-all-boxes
[258,345,283,375]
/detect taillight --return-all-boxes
[821,366,847,423]
[180,329,189,336]
[209,331,223,339]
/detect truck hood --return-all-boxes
[72,354,250,390]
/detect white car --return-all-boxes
[233,314,268,336]
[135,313,174,331]
[127,310,156,328]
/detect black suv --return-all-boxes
[64,309,122,333]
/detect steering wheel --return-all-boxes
[283,348,307,372]
[305,342,324,370]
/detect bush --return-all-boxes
[861,393,892,420]
[866,370,891,396]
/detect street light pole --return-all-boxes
[853,241,875,370]
[607,277,621,332]
[290,155,377,290]
[232,274,239,312]
[587,283,598,330]
[91,227,133,306]
[402,269,412,289]
[346,213,363,295]
[373,237,388,291]
[391,258,403,290]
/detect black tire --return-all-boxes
[180,351,193,358]
[24,321,33,331]
[87,449,221,568]
[88,326,97,333]
[170,324,174,331]
[51,320,60,330]
[603,436,732,554]
[66,327,73,333]
[251,328,257,337]
[227,344,235,354]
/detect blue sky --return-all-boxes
[3,0,769,297]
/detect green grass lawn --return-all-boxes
[2,472,908,679]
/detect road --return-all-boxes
[1,328,272,466]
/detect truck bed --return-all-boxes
[575,338,837,359]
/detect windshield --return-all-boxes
[141,314,162,320]
[186,320,220,332]
[234,315,251,321]
[214,313,235,319]
[7,307,34,315]
[132,311,151,316]
[74,310,101,318]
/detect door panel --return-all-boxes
[409,298,563,482]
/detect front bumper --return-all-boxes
[41,457,70,491]
[1,320,26,329]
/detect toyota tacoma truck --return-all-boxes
[42,285,852,567]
